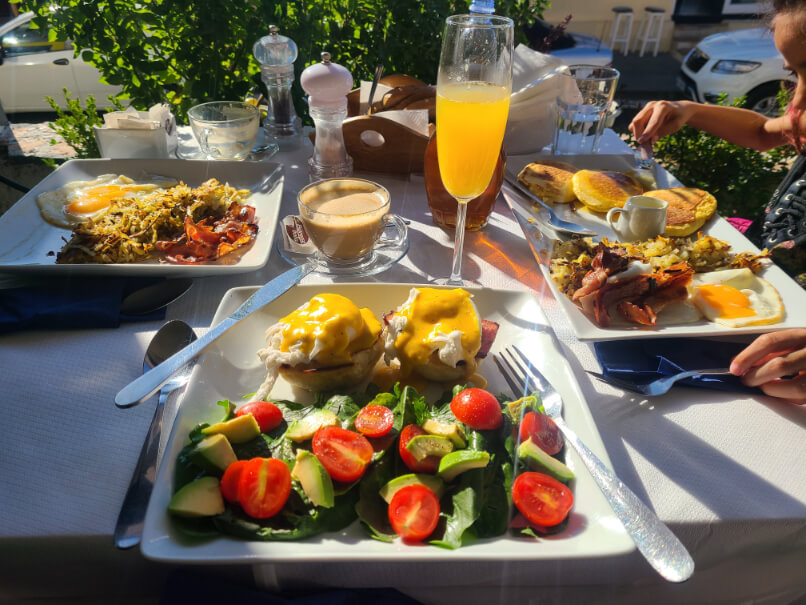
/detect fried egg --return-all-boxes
[690,268,784,328]
[36,174,172,229]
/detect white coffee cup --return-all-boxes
[606,195,668,242]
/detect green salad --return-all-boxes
[168,383,575,548]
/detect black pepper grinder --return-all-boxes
[253,25,301,148]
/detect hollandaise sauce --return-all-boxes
[394,288,481,375]
[279,294,381,366]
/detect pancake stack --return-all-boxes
[517,161,579,203]
[571,169,644,213]
[641,187,718,236]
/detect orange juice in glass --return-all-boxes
[436,82,510,200]
[435,13,513,285]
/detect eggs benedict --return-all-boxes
[253,293,384,398]
[383,287,498,382]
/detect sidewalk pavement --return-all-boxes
[611,51,685,131]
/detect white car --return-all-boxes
[0,11,121,113]
[677,27,794,117]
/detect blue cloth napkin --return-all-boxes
[594,338,761,395]
[0,277,166,334]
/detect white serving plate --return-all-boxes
[505,153,806,341]
[141,283,634,563]
[0,158,283,276]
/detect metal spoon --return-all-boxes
[114,320,197,549]
[119,278,193,316]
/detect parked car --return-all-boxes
[0,11,122,113]
[677,27,795,117]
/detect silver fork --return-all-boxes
[587,368,733,396]
[503,171,597,237]
[494,345,695,583]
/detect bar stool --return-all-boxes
[608,6,634,55]
[635,6,666,57]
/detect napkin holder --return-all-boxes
[308,74,432,174]
[94,105,177,159]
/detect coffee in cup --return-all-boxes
[606,195,669,242]
[297,178,407,265]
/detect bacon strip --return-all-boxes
[156,202,258,264]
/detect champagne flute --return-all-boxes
[436,13,513,286]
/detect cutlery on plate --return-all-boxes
[588,368,733,396]
[494,345,695,583]
[503,170,597,236]
[115,261,315,408]
[119,278,193,315]
[114,320,197,550]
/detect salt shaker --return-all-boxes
[253,26,301,146]
[300,51,354,180]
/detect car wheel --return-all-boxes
[745,82,786,117]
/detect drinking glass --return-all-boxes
[188,101,259,160]
[435,13,513,285]
[552,65,619,155]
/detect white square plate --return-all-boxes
[505,153,806,341]
[141,283,634,563]
[0,158,283,276]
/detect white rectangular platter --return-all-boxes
[141,283,634,563]
[0,158,283,276]
[505,153,806,341]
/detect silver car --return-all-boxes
[0,11,121,113]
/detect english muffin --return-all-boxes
[572,170,644,213]
[642,187,717,237]
[517,161,580,203]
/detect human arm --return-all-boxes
[729,329,806,403]
[629,100,792,151]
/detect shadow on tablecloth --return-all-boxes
[160,569,424,605]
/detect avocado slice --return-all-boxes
[201,414,261,444]
[168,476,225,518]
[506,394,539,423]
[517,438,574,482]
[379,473,445,503]
[286,409,339,442]
[437,449,490,481]
[405,434,454,462]
[188,434,238,474]
[291,450,335,508]
[422,419,466,448]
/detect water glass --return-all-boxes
[188,101,259,160]
[552,65,619,155]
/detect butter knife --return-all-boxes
[115,262,315,408]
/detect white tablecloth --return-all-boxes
[2,130,806,604]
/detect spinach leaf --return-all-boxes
[324,394,361,423]
[355,454,397,543]
[429,486,478,550]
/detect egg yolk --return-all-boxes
[394,288,481,375]
[279,293,381,366]
[66,185,133,215]
[697,284,756,319]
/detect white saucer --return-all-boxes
[274,228,409,277]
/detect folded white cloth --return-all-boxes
[505,45,580,155]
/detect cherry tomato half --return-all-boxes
[450,388,502,430]
[388,484,440,542]
[354,405,395,438]
[220,459,249,504]
[238,457,292,519]
[312,426,374,483]
[512,472,573,527]
[519,411,564,455]
[398,424,440,473]
[235,401,283,433]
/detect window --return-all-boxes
[722,0,765,15]
[2,21,67,57]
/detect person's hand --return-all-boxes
[629,100,695,145]
[730,329,806,404]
